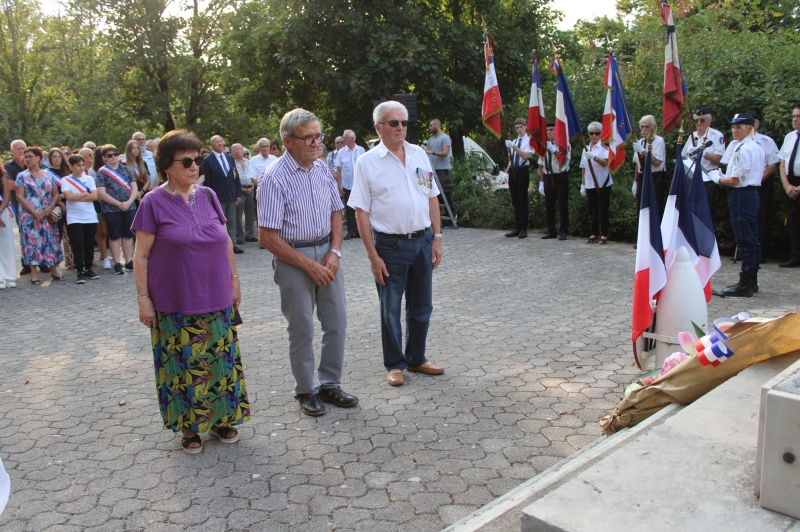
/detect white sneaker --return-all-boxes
[103,257,112,270]
[5,280,15,288]
[0,282,4,289]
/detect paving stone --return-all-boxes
[1,228,796,531]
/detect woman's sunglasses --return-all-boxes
[173,155,205,168]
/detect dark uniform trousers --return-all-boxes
[757,175,775,256]
[787,175,800,262]
[636,170,668,218]
[543,172,569,235]
[509,165,530,230]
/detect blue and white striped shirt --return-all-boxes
[257,152,344,242]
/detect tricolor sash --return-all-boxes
[46,168,63,187]
[99,165,132,192]
[63,176,90,193]
[0,193,16,218]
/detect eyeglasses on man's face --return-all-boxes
[292,133,325,146]
[588,132,600,136]
[378,120,409,128]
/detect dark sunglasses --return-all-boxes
[695,118,707,124]
[104,152,119,157]
[379,120,409,127]
[173,155,205,168]
[588,132,600,136]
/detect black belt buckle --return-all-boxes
[289,235,330,248]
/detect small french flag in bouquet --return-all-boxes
[679,312,750,367]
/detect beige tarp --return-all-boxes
[601,312,800,436]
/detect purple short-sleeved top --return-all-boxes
[131,186,232,315]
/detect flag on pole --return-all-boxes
[527,56,547,157]
[553,59,582,165]
[482,32,503,138]
[687,153,721,301]
[632,151,667,343]
[661,143,699,272]
[600,55,634,173]
[662,2,687,133]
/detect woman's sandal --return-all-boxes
[599,237,608,245]
[30,279,40,285]
[181,434,202,454]
[209,426,239,444]
[586,236,598,244]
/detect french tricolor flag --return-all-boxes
[482,32,503,139]
[553,59,582,166]
[527,56,547,157]
[687,152,721,301]
[601,55,633,173]
[661,143,699,272]
[632,152,667,343]
[662,2,686,133]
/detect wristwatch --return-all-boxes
[329,248,342,258]
[434,233,443,239]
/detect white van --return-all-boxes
[366,137,509,190]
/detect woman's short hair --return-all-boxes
[23,146,44,160]
[373,101,407,125]
[155,129,203,182]
[68,154,85,166]
[587,121,602,133]
[78,148,93,159]
[280,108,318,139]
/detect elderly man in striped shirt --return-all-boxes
[257,108,358,417]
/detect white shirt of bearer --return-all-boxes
[538,142,570,174]
[754,132,781,167]
[779,130,800,177]
[580,142,612,189]
[632,135,666,173]
[348,140,440,235]
[682,128,726,180]
[724,137,765,188]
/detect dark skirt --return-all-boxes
[151,306,250,432]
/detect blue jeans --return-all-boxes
[374,228,433,371]
[728,186,760,275]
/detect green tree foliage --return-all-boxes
[225,0,561,152]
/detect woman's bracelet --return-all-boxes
[231,275,240,279]
[137,294,150,299]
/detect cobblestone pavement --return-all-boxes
[1,228,798,532]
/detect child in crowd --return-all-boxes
[61,155,100,283]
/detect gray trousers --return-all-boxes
[273,243,347,395]
[236,190,256,241]
[221,200,237,243]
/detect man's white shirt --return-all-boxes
[249,153,278,181]
[348,141,439,234]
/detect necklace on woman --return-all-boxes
[167,182,196,206]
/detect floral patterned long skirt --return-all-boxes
[151,306,250,432]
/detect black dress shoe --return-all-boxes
[295,394,326,416]
[319,387,359,408]
[539,229,550,235]
[19,265,30,275]
[558,232,567,241]
[245,237,259,242]
[236,239,245,245]
[541,233,557,239]
[779,260,800,268]
[233,247,244,254]
[343,233,355,240]
[518,230,528,239]
[505,229,520,238]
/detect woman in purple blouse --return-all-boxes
[131,130,250,454]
